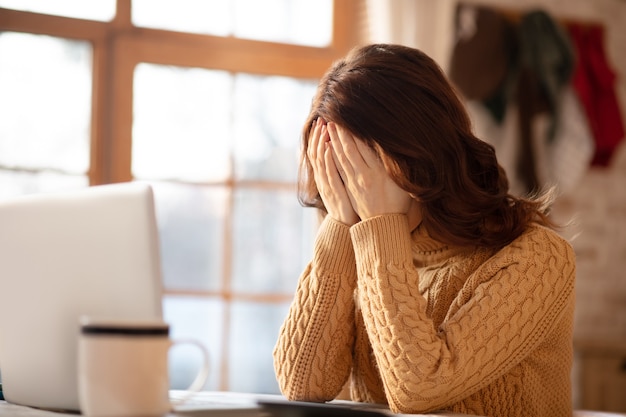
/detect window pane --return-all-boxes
[0,0,115,21]
[132,64,233,182]
[231,188,316,293]
[164,295,224,391]
[0,32,91,174]
[151,182,228,292]
[233,0,333,47]
[228,300,291,394]
[233,74,317,182]
[132,0,333,47]
[132,0,231,37]
[0,171,87,200]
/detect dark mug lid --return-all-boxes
[80,317,169,336]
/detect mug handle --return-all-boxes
[169,338,210,406]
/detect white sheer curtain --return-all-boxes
[365,0,457,70]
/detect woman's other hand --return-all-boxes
[307,118,360,226]
[328,122,412,221]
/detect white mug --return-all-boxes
[77,316,209,417]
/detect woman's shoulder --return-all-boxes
[499,223,576,270]
[515,223,574,250]
[465,224,576,295]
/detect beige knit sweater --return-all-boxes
[273,213,576,417]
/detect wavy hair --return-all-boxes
[298,44,557,249]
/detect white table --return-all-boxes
[0,390,479,417]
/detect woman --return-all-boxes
[273,44,575,417]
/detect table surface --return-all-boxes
[0,390,478,417]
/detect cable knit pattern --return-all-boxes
[274,214,576,417]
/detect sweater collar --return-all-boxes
[410,223,461,265]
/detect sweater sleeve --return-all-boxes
[350,214,576,414]
[273,216,358,402]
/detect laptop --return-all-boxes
[0,182,164,412]
[0,182,391,417]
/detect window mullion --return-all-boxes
[107,35,136,183]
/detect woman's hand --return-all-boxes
[307,118,359,226]
[327,123,412,221]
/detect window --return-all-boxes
[131,0,333,47]
[0,0,363,393]
[0,0,115,21]
[0,32,90,197]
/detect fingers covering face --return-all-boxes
[327,122,380,172]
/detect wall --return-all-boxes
[553,142,626,340]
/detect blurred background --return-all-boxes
[0,0,624,412]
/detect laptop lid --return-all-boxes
[0,182,164,411]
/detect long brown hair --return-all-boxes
[298,43,556,249]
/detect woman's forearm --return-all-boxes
[273,217,359,401]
